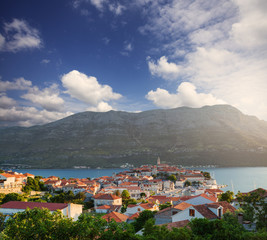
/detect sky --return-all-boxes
[0,0,267,127]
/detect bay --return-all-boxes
[13,167,267,194]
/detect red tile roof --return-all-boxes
[0,201,68,211]
[93,193,121,200]
[208,201,236,214]
[0,173,15,178]
[96,205,111,210]
[160,220,190,230]
[139,203,156,210]
[193,205,217,219]
[128,212,140,220]
[102,211,128,222]
[205,189,224,194]
[174,202,192,211]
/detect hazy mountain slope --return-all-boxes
[1,105,267,168]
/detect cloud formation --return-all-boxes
[0,94,16,109]
[0,77,70,126]
[61,70,122,111]
[146,82,225,109]
[21,84,65,112]
[144,0,267,120]
[148,56,181,80]
[0,106,72,127]
[0,19,42,52]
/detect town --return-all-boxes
[0,157,266,237]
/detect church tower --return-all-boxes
[157,156,161,165]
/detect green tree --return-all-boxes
[236,188,267,230]
[0,212,6,232]
[100,220,140,240]
[121,190,130,200]
[218,190,234,203]
[159,202,172,210]
[202,171,211,180]
[184,180,191,187]
[0,193,6,204]
[1,193,24,204]
[74,214,107,239]
[22,176,46,193]
[168,174,177,182]
[140,192,146,198]
[142,218,192,240]
[3,208,75,240]
[131,210,155,232]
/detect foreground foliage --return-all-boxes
[0,208,266,240]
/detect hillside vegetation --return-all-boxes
[1,105,267,168]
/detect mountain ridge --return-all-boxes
[1,105,267,168]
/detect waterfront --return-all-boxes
[13,167,267,194]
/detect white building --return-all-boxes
[0,201,82,221]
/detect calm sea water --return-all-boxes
[13,167,267,194]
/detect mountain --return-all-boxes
[1,105,267,168]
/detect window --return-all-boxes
[218,208,222,218]
[172,210,178,215]
[189,209,195,217]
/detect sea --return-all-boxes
[12,167,267,194]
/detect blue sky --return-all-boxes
[0,0,267,126]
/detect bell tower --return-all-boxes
[157,156,160,165]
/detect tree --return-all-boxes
[168,174,177,182]
[3,208,75,240]
[114,190,121,197]
[1,193,24,204]
[237,189,267,230]
[218,190,234,203]
[74,214,107,239]
[184,180,191,187]
[190,214,246,240]
[22,176,46,193]
[121,190,130,200]
[140,192,146,198]
[0,193,6,204]
[0,212,6,232]
[131,210,155,232]
[159,202,172,210]
[202,171,211,180]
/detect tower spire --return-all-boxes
[157,156,160,165]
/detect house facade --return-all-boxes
[0,201,82,221]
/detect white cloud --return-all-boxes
[87,101,113,112]
[143,0,267,120]
[90,0,106,11]
[121,42,134,56]
[41,59,50,64]
[102,37,110,45]
[108,3,126,15]
[73,0,126,16]
[0,77,32,92]
[61,70,122,111]
[146,82,225,109]
[0,19,42,52]
[21,84,65,112]
[0,106,72,127]
[0,34,5,50]
[231,0,267,49]
[0,94,16,109]
[125,43,133,52]
[148,56,182,80]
